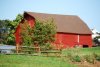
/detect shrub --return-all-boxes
[92,53,100,61]
[72,55,81,62]
[83,55,95,63]
[66,52,74,61]
[93,53,98,58]
[95,55,100,61]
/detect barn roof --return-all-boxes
[24,12,92,34]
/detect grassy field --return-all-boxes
[0,55,76,67]
[62,47,100,56]
[0,47,100,67]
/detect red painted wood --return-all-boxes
[55,33,78,48]
[15,25,21,44]
[26,16,35,28]
[79,34,92,47]
[54,33,92,48]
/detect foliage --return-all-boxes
[83,55,95,63]
[20,20,32,46]
[93,36,100,46]
[32,19,56,47]
[62,47,100,63]
[20,18,56,47]
[66,52,74,61]
[93,53,100,61]
[0,14,56,47]
[45,42,53,50]
[0,19,12,44]
[96,56,100,61]
[72,55,81,62]
[0,14,23,45]
[66,51,81,62]
[6,14,23,45]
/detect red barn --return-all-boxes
[15,12,92,48]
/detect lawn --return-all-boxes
[0,47,100,67]
[0,55,76,67]
[62,47,100,56]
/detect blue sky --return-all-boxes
[0,0,100,31]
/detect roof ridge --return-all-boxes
[24,11,78,17]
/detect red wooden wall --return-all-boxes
[15,25,21,45]
[54,32,92,48]
[24,15,35,28]
[55,33,78,48]
[79,34,92,47]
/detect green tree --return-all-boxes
[0,14,23,45]
[20,20,32,46]
[0,19,11,44]
[6,14,23,45]
[32,19,56,47]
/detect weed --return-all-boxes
[72,55,81,62]
[83,55,95,63]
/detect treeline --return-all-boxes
[0,14,23,45]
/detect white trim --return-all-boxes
[77,35,79,43]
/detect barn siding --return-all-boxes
[79,34,92,47]
[15,25,21,45]
[55,33,92,48]
[55,33,78,48]
[25,16,35,28]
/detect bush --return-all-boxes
[83,55,95,63]
[72,55,81,62]
[45,42,52,50]
[66,52,81,62]
[92,53,100,61]
[66,52,73,61]
[93,53,98,58]
[95,55,100,61]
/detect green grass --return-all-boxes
[0,47,100,67]
[0,55,76,67]
[62,47,100,56]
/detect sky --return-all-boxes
[0,0,100,32]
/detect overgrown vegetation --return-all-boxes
[0,14,56,48]
[96,56,100,61]
[20,20,32,46]
[83,55,95,63]
[20,19,56,48]
[62,47,100,64]
[72,55,81,62]
[0,14,23,45]
[32,19,56,47]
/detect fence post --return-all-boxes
[16,44,19,53]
